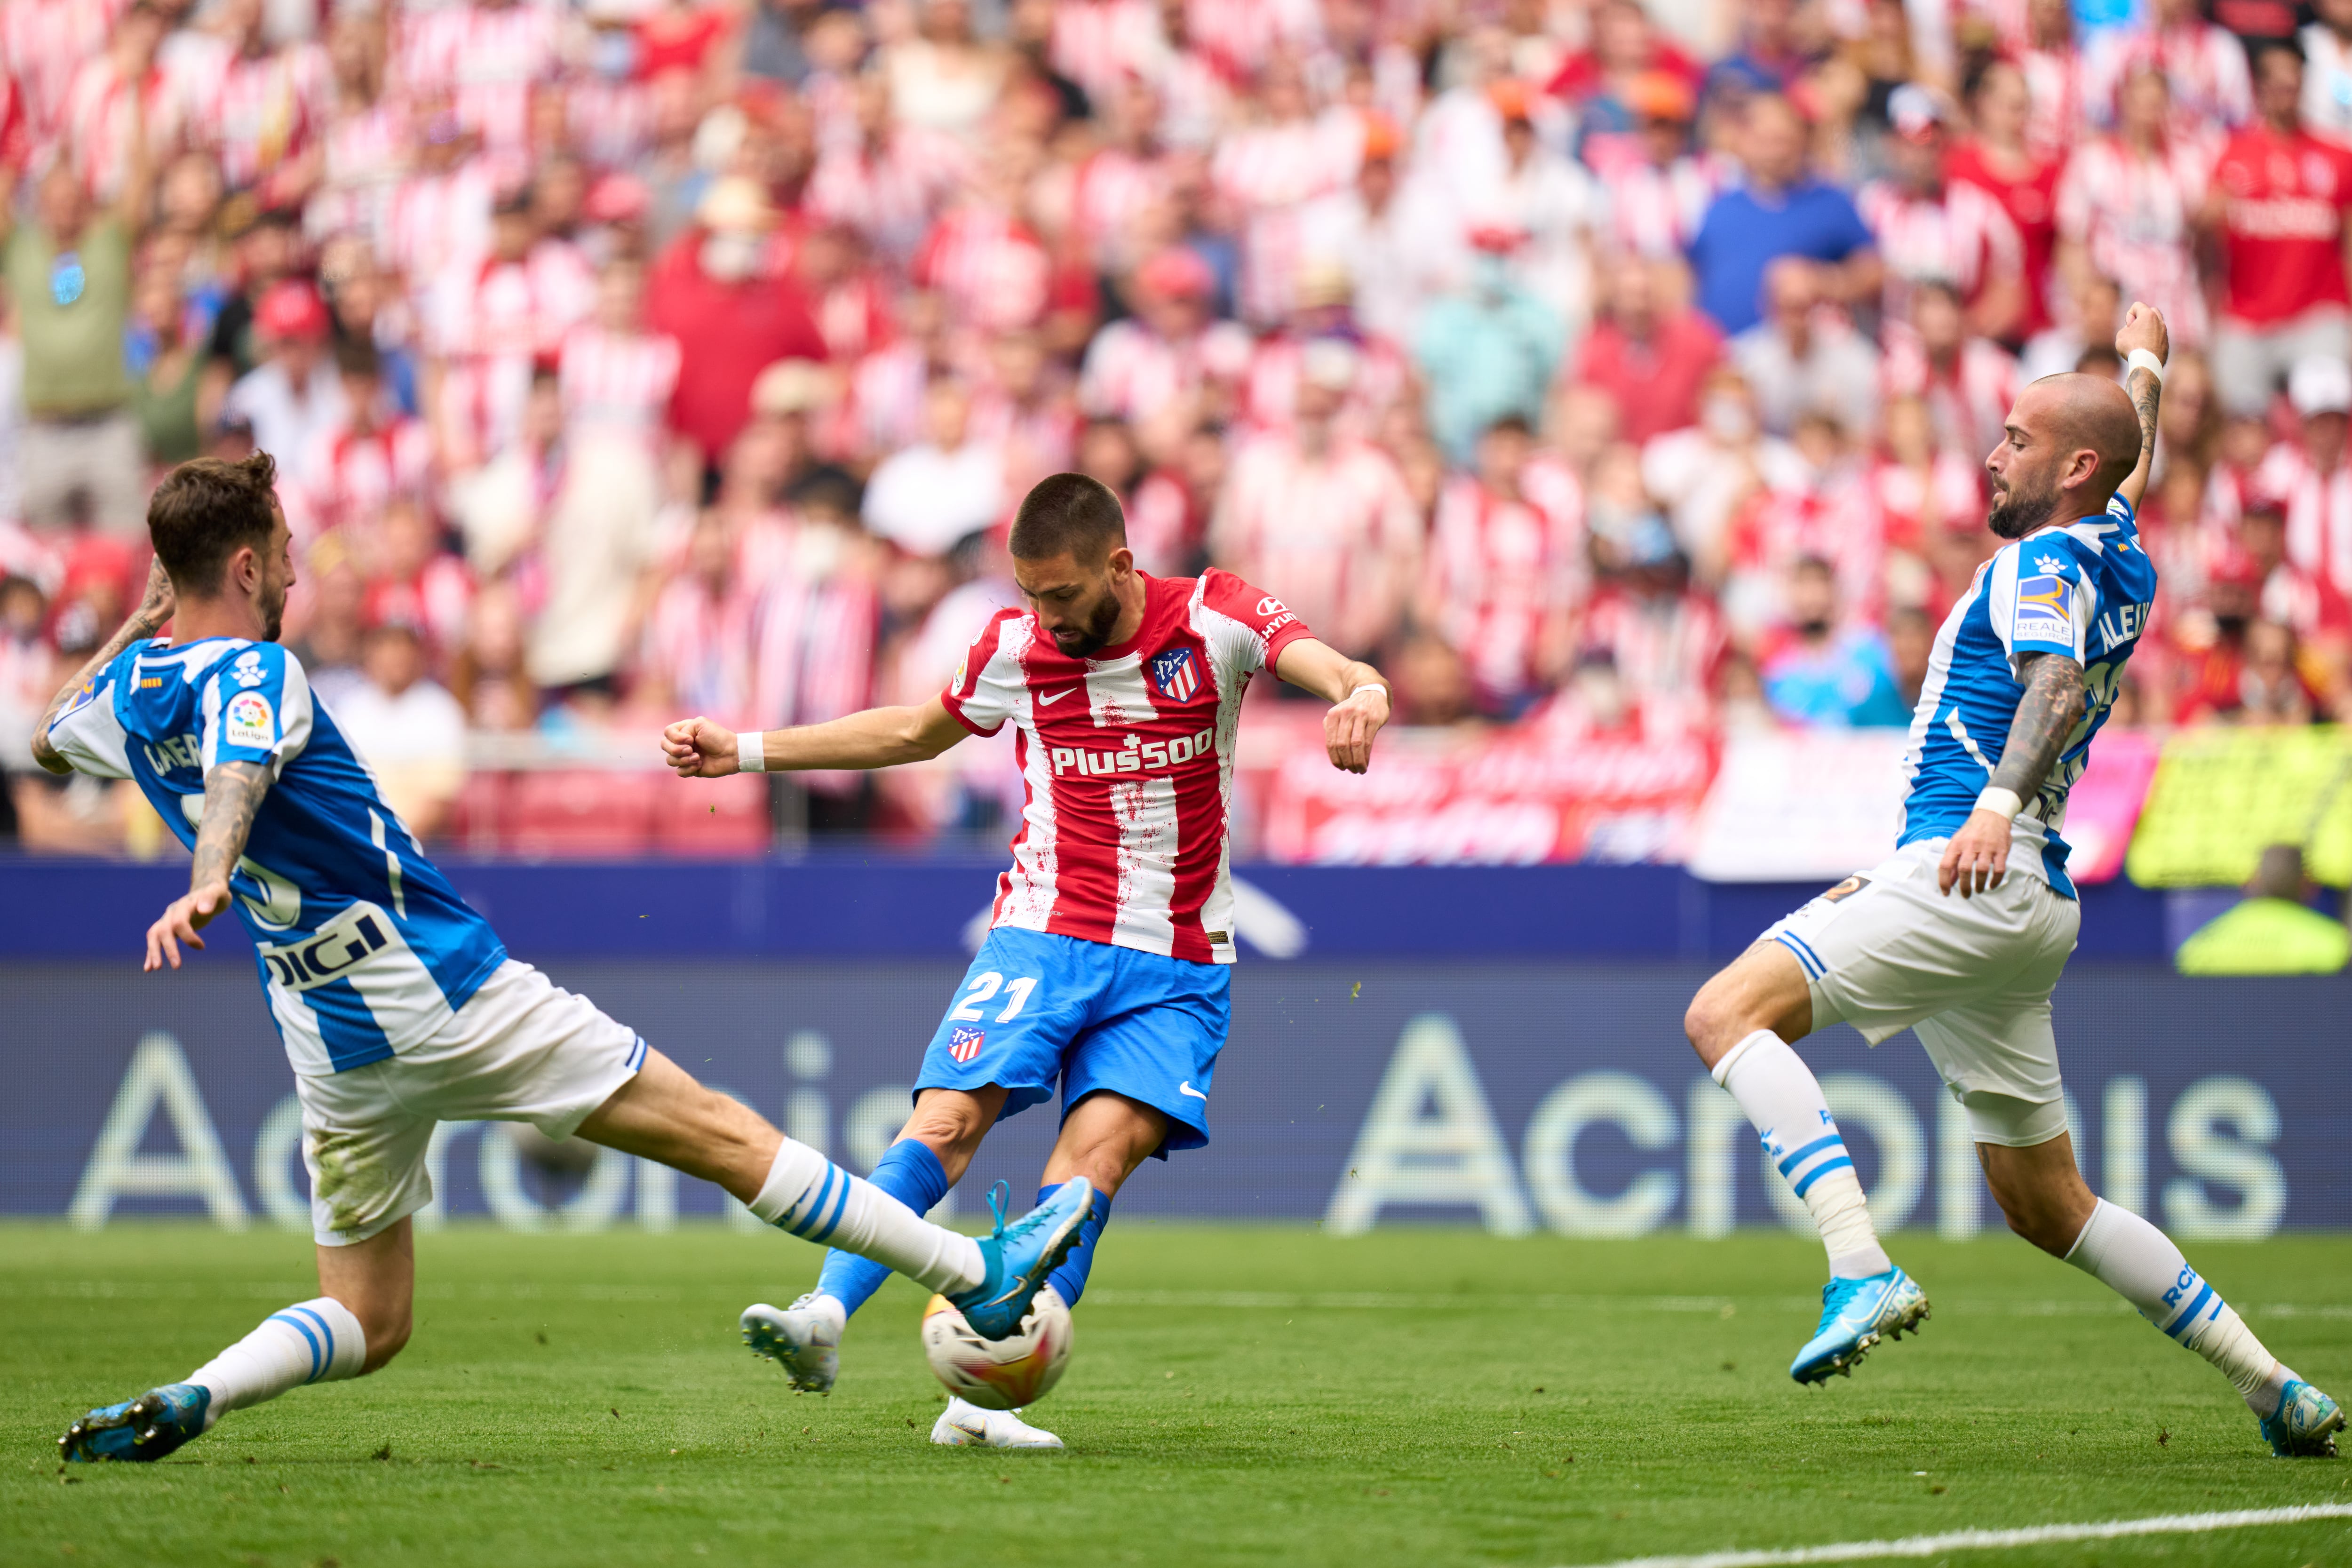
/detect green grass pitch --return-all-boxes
[6,1222,2351,1567]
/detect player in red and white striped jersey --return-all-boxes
[663,472,1389,1433]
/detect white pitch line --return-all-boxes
[1556,1504,2352,1568]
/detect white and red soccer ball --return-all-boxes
[920,1286,1073,1410]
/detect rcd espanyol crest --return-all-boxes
[1150,646,1201,703]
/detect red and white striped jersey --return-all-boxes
[1880,326,2021,462]
[63,56,178,205]
[1214,114,1361,323]
[1069,147,1171,272]
[308,418,436,535]
[751,548,878,733]
[942,569,1314,963]
[428,241,596,361]
[2256,442,2352,603]
[912,207,1052,334]
[1857,178,2023,322]
[305,99,410,251]
[1238,329,1411,438]
[385,160,497,286]
[2018,46,2090,164]
[1184,0,1321,79]
[1426,462,1588,702]
[2084,21,2250,138]
[1077,317,1253,424]
[1599,153,1727,261]
[1580,585,1729,722]
[396,2,564,159]
[178,38,333,197]
[558,324,683,440]
[4,0,124,153]
[1049,0,1170,107]
[1210,431,1422,656]
[641,567,756,723]
[805,129,972,268]
[2053,135,2213,347]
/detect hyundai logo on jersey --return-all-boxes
[949,1026,986,1063]
[1150,646,1201,704]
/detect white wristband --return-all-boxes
[2125,348,2165,384]
[1974,786,2023,820]
[737,731,767,774]
[1348,684,1389,704]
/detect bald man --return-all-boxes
[1678,303,2344,1458]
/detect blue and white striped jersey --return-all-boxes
[1896,493,2159,898]
[46,637,506,1075]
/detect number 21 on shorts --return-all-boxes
[950,971,1038,1023]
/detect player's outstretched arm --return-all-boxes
[30,557,175,777]
[146,759,272,971]
[662,698,968,779]
[2114,302,2169,514]
[1272,637,1391,775]
[1937,652,2086,900]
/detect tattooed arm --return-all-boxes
[1938,652,2088,899]
[30,557,175,776]
[2114,302,2169,514]
[144,760,273,972]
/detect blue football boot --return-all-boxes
[946,1178,1093,1341]
[60,1383,210,1463]
[1789,1267,1930,1385]
[2261,1379,2344,1457]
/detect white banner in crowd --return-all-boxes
[1686,729,1913,883]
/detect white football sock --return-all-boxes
[749,1138,983,1295]
[2065,1198,2288,1415]
[184,1297,367,1430]
[1714,1030,1891,1279]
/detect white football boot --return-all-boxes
[930,1397,1064,1449]
[741,1292,842,1395]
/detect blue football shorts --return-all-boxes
[913,927,1231,1155]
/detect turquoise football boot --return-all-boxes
[60,1383,210,1463]
[2261,1378,2344,1457]
[946,1178,1093,1341]
[1789,1267,1930,1385]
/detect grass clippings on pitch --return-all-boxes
[4,1223,2350,1568]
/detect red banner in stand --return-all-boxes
[1259,730,1722,865]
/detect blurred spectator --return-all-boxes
[2021,270,2123,385]
[8,159,148,534]
[1415,225,1565,464]
[2204,44,2352,419]
[2306,0,2352,148]
[1298,114,1437,350]
[1596,72,1720,263]
[862,376,1006,557]
[129,261,218,470]
[334,617,468,840]
[1883,281,2020,461]
[1213,340,1420,658]
[1759,557,1912,727]
[647,176,827,464]
[2056,64,2210,354]
[1568,254,1723,446]
[1687,93,1878,337]
[1420,416,1584,716]
[311,338,432,537]
[1859,85,2025,341]
[2176,844,2350,976]
[223,279,347,489]
[1079,246,1249,439]
[2086,0,2251,139]
[1948,59,2061,342]
[0,573,47,835]
[1641,366,1798,571]
[2255,358,2352,613]
[1730,257,1880,441]
[1887,604,1935,708]
[1580,521,1725,732]
[1390,629,1476,727]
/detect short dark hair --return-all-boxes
[1009,472,1126,562]
[148,454,280,595]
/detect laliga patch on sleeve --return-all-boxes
[2012,574,2074,643]
[222,690,277,750]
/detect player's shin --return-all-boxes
[184,1297,369,1428]
[811,1140,957,1325]
[2065,1198,2290,1414]
[1036,1182,1113,1307]
[1714,1030,1891,1279]
[749,1137,984,1296]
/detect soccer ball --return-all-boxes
[920,1287,1072,1410]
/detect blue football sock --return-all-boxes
[1036,1182,1114,1307]
[814,1140,952,1318]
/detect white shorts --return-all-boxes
[1757,839,2082,1147]
[296,960,647,1246]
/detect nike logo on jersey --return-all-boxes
[1178,1081,1208,1101]
[1036,687,1075,707]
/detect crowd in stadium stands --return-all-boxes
[0,0,2350,853]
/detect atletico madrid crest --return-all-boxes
[949,1026,986,1063]
[1150,646,1201,703]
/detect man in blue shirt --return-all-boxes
[40,454,1090,1463]
[1760,557,1912,728]
[1676,305,2345,1459]
[1687,94,1880,336]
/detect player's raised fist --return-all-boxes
[2116,302,2169,367]
[662,716,740,778]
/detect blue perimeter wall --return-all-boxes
[2,856,2339,1241]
